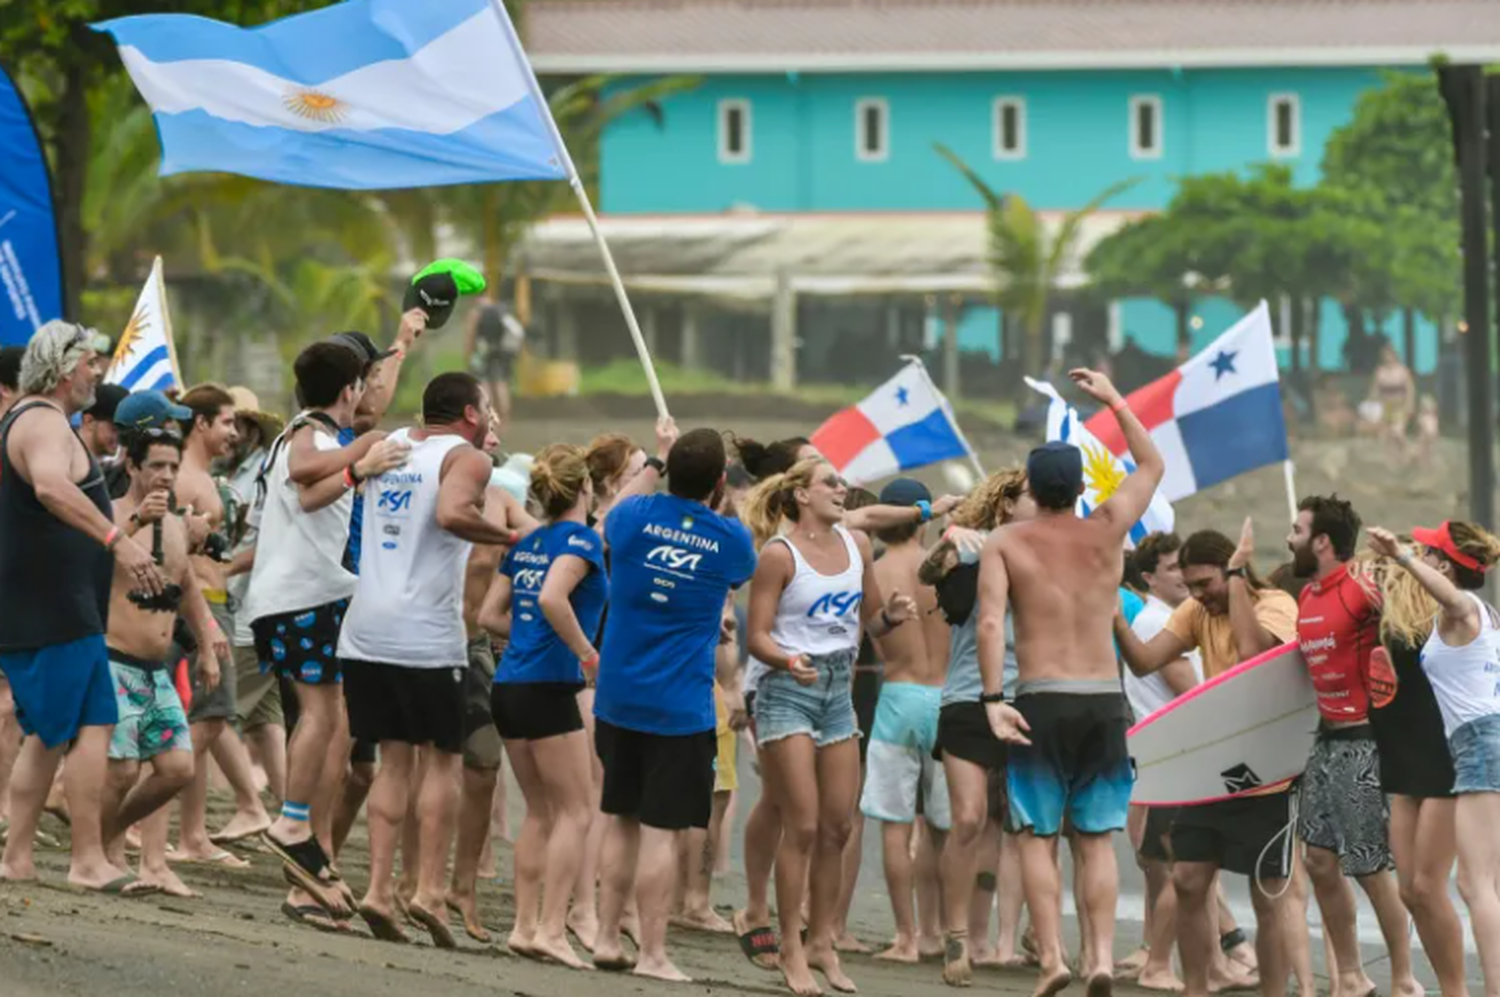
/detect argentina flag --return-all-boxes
[1024,377,1174,548]
[93,0,572,190]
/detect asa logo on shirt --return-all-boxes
[647,544,703,573]
[809,591,862,618]
[378,489,414,514]
[515,568,546,590]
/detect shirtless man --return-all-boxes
[169,384,250,867]
[449,444,534,942]
[100,429,229,897]
[979,368,1164,997]
[859,477,952,963]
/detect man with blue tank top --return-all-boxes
[590,427,756,982]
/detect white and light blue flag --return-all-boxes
[1024,377,1175,548]
[106,256,182,394]
[93,0,572,190]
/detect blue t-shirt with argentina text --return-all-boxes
[495,521,608,686]
[595,493,756,735]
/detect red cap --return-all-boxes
[1411,521,1484,572]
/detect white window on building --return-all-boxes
[993,97,1026,160]
[1129,95,1163,160]
[856,98,889,162]
[1268,93,1301,158]
[718,99,751,164]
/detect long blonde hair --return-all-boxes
[530,443,590,520]
[740,457,827,548]
[948,468,1028,531]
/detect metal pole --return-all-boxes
[1440,65,1493,531]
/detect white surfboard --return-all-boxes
[1128,641,1316,806]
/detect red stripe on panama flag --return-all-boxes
[811,406,882,471]
[1084,369,1182,455]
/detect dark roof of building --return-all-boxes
[525,0,1500,72]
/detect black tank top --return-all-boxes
[0,402,115,651]
[1369,635,1456,797]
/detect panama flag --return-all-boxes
[106,257,182,394]
[1083,302,1288,502]
[812,360,973,484]
[93,0,571,190]
[1025,378,1175,547]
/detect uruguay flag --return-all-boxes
[811,361,972,484]
[93,0,571,190]
[106,257,182,393]
[1084,301,1289,502]
[1025,378,1175,547]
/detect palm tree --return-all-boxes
[936,144,1138,383]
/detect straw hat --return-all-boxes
[227,386,284,442]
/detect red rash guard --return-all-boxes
[1296,562,1381,724]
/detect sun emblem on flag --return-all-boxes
[1081,441,1125,502]
[283,88,348,124]
[110,303,150,373]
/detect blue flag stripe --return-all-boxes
[152,101,565,189]
[94,0,488,84]
[887,407,969,471]
[1177,383,1288,493]
[144,370,177,392]
[118,345,170,389]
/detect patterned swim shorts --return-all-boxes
[107,650,192,762]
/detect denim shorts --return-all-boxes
[753,648,859,748]
[1450,713,1500,794]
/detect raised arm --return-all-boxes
[353,309,425,433]
[602,418,678,528]
[437,447,520,546]
[1369,527,1479,642]
[1068,368,1164,534]
[1227,519,1281,658]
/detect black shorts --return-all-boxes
[343,659,465,754]
[491,681,584,742]
[596,718,716,831]
[251,600,349,686]
[350,739,377,766]
[935,701,1008,772]
[1006,690,1132,837]
[1139,806,1178,862]
[853,663,882,765]
[1169,792,1293,880]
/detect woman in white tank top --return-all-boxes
[1370,519,1500,992]
[741,457,915,996]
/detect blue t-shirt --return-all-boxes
[338,426,363,573]
[496,521,608,685]
[594,493,756,735]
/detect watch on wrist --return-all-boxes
[645,456,666,475]
[980,692,1005,704]
[1225,566,1247,580]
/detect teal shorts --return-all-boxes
[107,650,192,762]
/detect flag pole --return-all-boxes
[488,0,668,421]
[1282,459,1298,523]
[154,256,184,388]
[900,354,986,479]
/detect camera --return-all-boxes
[128,583,184,614]
[201,531,231,563]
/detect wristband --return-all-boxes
[103,526,121,550]
[880,608,899,632]
[915,499,932,523]
[645,456,666,476]
[343,466,359,489]
[580,652,600,673]
[980,692,1005,705]
[1110,400,1129,414]
[1225,566,1247,580]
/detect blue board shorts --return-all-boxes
[861,681,952,829]
[753,648,860,748]
[0,634,118,749]
[1006,682,1133,837]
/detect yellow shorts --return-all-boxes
[713,684,737,793]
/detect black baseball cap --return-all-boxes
[1027,441,1083,496]
[328,331,396,366]
[403,270,459,330]
[879,477,932,507]
[86,383,130,423]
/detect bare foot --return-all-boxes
[1085,971,1112,997]
[621,913,642,948]
[508,928,537,957]
[446,893,491,944]
[875,938,919,963]
[0,861,37,882]
[1032,967,1073,997]
[780,949,824,997]
[1208,962,1260,993]
[807,943,857,993]
[567,909,599,953]
[1390,979,1425,997]
[833,931,870,955]
[1137,969,1185,993]
[530,930,589,969]
[66,859,130,892]
[633,954,692,983]
[139,865,200,899]
[943,934,972,988]
[209,811,271,845]
[1115,948,1149,975]
[672,907,734,934]
[918,934,945,962]
[972,948,1011,969]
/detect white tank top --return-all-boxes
[1420,591,1500,738]
[767,525,865,658]
[338,428,471,669]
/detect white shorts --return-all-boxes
[859,682,951,829]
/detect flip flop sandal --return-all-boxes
[262,832,347,917]
[169,848,251,869]
[84,874,160,898]
[407,902,458,950]
[593,954,636,972]
[210,824,271,846]
[358,904,410,944]
[733,912,779,971]
[282,901,344,934]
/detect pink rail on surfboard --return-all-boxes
[1128,640,1305,808]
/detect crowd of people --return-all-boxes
[2,311,1500,997]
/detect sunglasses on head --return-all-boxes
[134,425,182,442]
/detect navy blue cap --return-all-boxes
[114,390,191,431]
[1027,441,1083,497]
[879,477,932,507]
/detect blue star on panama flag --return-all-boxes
[1209,349,1238,381]
[895,386,911,406]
